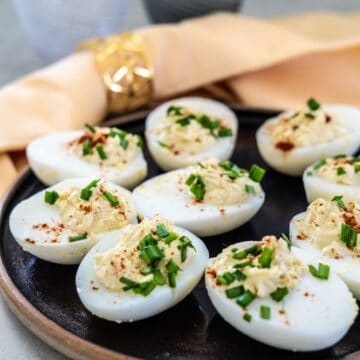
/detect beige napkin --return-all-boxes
[1,11,360,194]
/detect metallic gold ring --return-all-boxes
[78,33,153,114]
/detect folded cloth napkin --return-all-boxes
[1,11,360,195]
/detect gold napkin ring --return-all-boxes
[78,33,153,114]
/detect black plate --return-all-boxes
[1,109,359,359]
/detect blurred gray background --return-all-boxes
[0,0,359,359]
[0,0,359,86]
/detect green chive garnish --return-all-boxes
[156,224,170,238]
[270,287,289,302]
[167,105,183,116]
[140,267,153,275]
[218,128,233,137]
[69,233,87,242]
[225,286,244,299]
[306,171,313,176]
[44,190,59,205]
[331,195,346,210]
[102,192,119,207]
[355,164,360,173]
[120,276,138,291]
[82,139,92,156]
[337,167,346,176]
[176,117,192,126]
[260,305,271,320]
[96,145,107,160]
[305,112,315,119]
[179,235,195,262]
[307,97,321,111]
[185,174,206,201]
[136,135,143,148]
[258,247,273,268]
[340,223,357,248]
[245,184,255,195]
[158,141,171,149]
[334,154,347,159]
[164,232,178,244]
[219,160,246,180]
[236,290,256,308]
[152,269,166,285]
[85,123,96,133]
[308,263,330,280]
[280,233,291,249]
[313,159,326,170]
[166,259,181,288]
[249,164,266,183]
[243,313,252,322]
[80,179,100,201]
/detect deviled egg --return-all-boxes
[205,236,358,351]
[303,155,360,203]
[76,215,209,322]
[145,97,238,171]
[9,178,137,264]
[290,197,360,299]
[256,98,360,176]
[133,159,265,237]
[27,124,147,188]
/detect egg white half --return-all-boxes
[27,130,147,188]
[9,178,138,264]
[76,225,209,322]
[145,97,238,171]
[303,164,360,203]
[256,105,360,176]
[290,212,360,299]
[206,241,358,351]
[133,169,265,237]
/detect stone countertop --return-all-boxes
[0,0,358,359]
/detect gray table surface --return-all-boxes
[0,0,358,359]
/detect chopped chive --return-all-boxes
[168,273,177,288]
[136,135,143,148]
[82,139,92,155]
[85,123,96,133]
[337,167,346,176]
[233,261,253,269]
[167,105,183,116]
[258,247,273,268]
[134,281,156,296]
[120,276,138,290]
[218,128,233,137]
[231,248,238,253]
[196,114,220,134]
[306,171,313,176]
[223,272,235,284]
[158,141,171,149]
[185,174,206,201]
[80,179,100,201]
[233,270,247,281]
[245,184,255,195]
[243,313,252,322]
[236,290,256,308]
[308,263,330,280]
[96,145,107,160]
[164,232,178,245]
[225,285,244,299]
[179,235,195,262]
[270,287,289,302]
[334,154,347,159]
[153,269,166,285]
[246,245,262,256]
[260,305,271,320]
[280,233,291,249]
[102,192,119,207]
[249,164,266,183]
[340,223,357,248]
[292,125,299,131]
[305,112,315,119]
[166,259,180,288]
[140,244,164,265]
[331,195,346,210]
[156,224,170,238]
[307,97,321,111]
[355,165,360,173]
[219,160,246,180]
[176,117,192,126]
[233,250,247,260]
[140,267,153,275]
[44,190,59,205]
[313,159,326,170]
[69,233,87,242]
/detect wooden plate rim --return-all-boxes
[0,168,135,360]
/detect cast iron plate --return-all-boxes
[1,109,359,359]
